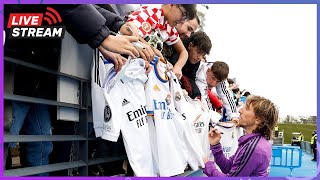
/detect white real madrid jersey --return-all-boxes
[105,58,155,177]
[145,57,186,177]
[215,122,244,159]
[190,103,211,159]
[92,51,154,176]
[91,49,121,138]
[169,72,205,170]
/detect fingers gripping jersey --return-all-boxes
[146,57,186,176]
[91,49,121,138]
[92,51,154,176]
[169,72,205,170]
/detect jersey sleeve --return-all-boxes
[100,84,123,142]
[91,53,106,138]
[216,80,239,119]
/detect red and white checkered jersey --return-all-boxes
[127,6,180,45]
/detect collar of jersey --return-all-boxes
[150,56,169,83]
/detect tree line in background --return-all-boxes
[280,115,317,124]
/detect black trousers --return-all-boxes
[312,146,317,160]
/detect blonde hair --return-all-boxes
[245,95,279,140]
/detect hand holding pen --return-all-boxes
[208,124,223,146]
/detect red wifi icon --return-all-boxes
[43,7,62,25]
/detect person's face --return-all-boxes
[188,43,206,64]
[167,5,188,27]
[206,69,220,89]
[238,104,260,129]
[235,91,241,99]
[176,18,199,40]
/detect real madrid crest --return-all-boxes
[165,94,172,105]
[175,92,181,101]
[104,102,112,123]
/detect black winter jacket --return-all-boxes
[54,4,125,48]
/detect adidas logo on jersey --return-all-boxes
[153,84,160,91]
[122,99,130,106]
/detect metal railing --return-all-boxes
[271,146,302,176]
[4,56,126,176]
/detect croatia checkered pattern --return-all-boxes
[128,6,180,45]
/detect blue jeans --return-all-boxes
[10,102,53,176]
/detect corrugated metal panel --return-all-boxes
[4,161,87,176]
[4,93,86,110]
[5,135,87,143]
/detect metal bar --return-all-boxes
[88,136,97,141]
[4,56,89,83]
[80,81,83,107]
[285,149,288,166]
[4,93,86,110]
[4,144,9,170]
[79,80,90,176]
[79,109,88,175]
[178,169,199,177]
[88,156,127,166]
[79,141,88,176]
[290,149,294,167]
[4,135,87,143]
[298,149,302,167]
[4,161,87,176]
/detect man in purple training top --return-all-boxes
[203,95,279,177]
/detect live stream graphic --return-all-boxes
[7,7,65,39]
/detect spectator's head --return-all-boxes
[187,31,212,64]
[163,4,197,27]
[243,91,251,97]
[227,78,239,90]
[206,61,229,88]
[232,88,241,102]
[228,78,235,87]
[232,88,240,95]
[176,16,200,40]
[239,95,279,140]
[312,130,316,135]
